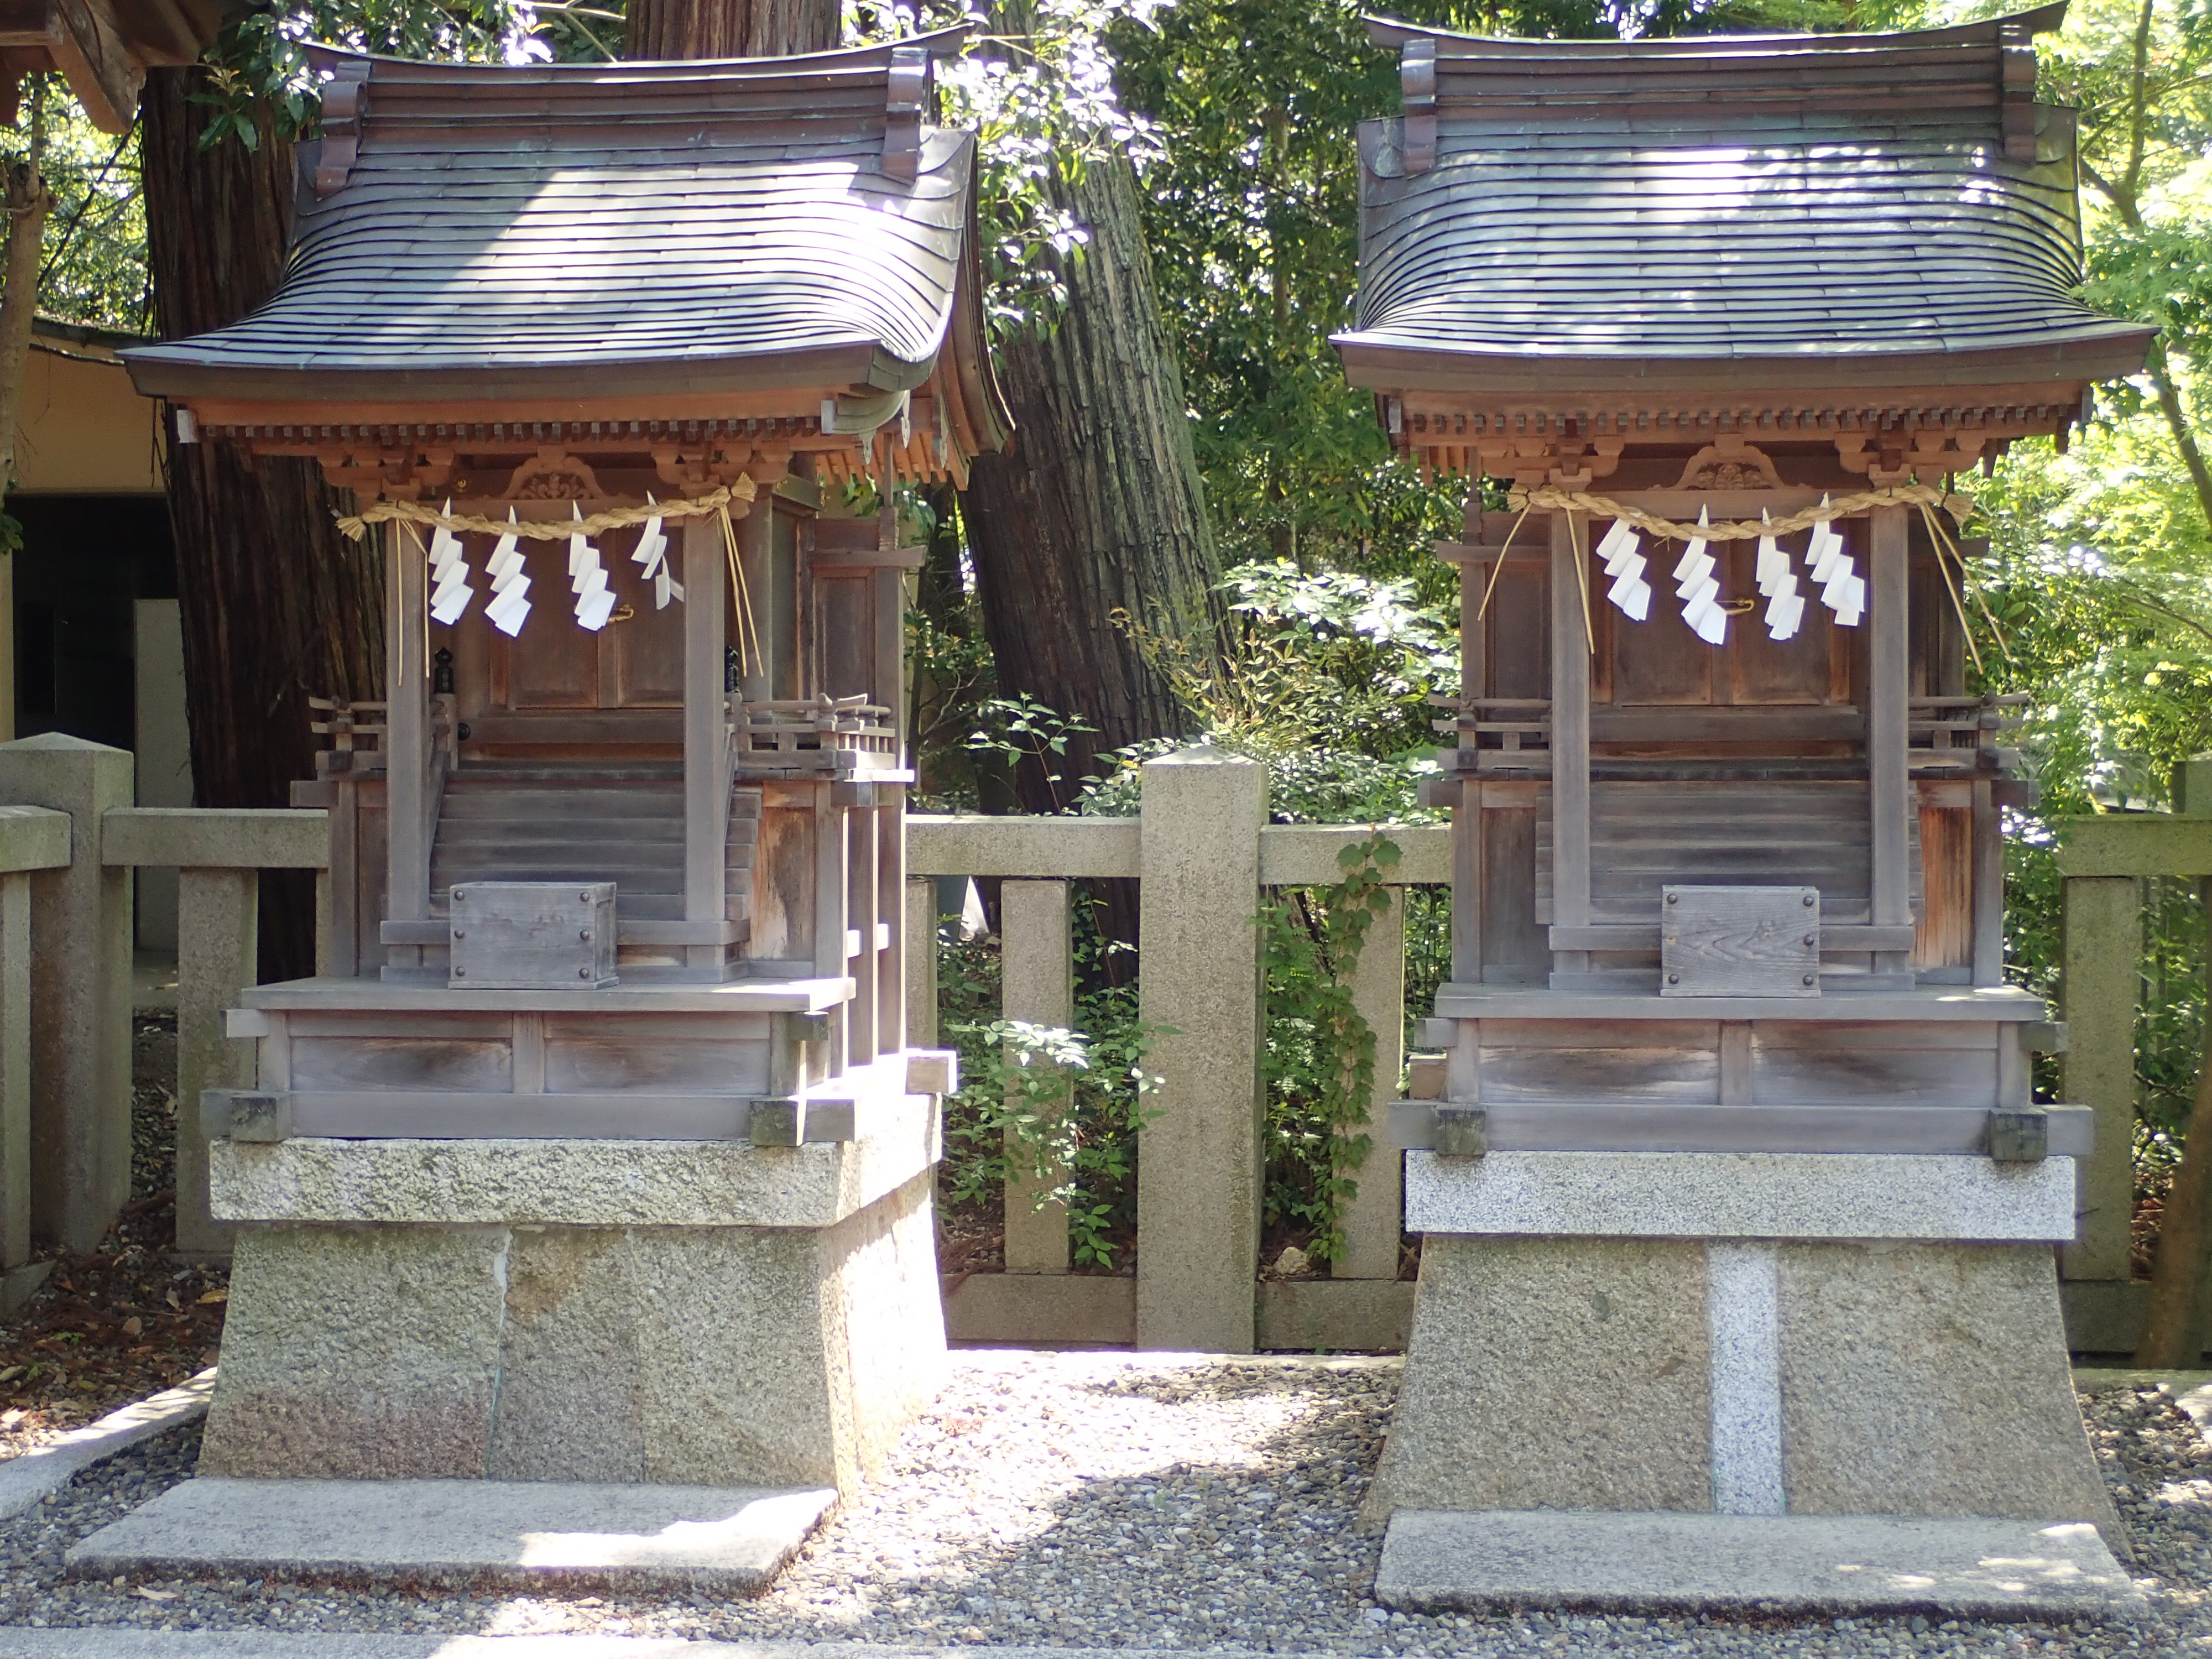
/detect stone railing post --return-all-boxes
[905,877,938,1049]
[1136,748,1266,1352]
[103,806,330,1259]
[1338,887,1406,1280]
[1002,878,1072,1274]
[0,805,71,1308]
[2060,873,2142,1283]
[0,735,132,1255]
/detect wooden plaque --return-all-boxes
[1659,885,1820,999]
[449,882,618,990]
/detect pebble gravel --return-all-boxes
[0,1353,2205,1656]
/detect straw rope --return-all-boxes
[1505,481,1970,542]
[336,479,758,542]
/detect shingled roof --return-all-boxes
[123,30,1008,448]
[1337,4,2152,399]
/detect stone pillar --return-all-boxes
[176,869,258,1257]
[1002,878,1071,1274]
[904,877,937,1050]
[1136,748,1265,1352]
[0,735,132,1253]
[1338,888,1405,1280]
[2061,875,2141,1282]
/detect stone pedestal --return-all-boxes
[202,1094,945,1498]
[1370,1150,2131,1616]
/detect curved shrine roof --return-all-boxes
[1338,5,2153,398]
[123,33,1004,421]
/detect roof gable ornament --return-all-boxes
[884,44,928,182]
[1400,38,1436,175]
[311,58,372,200]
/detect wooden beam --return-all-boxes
[1387,1098,2094,1157]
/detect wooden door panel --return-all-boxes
[603,530,685,708]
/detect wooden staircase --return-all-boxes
[430,762,755,936]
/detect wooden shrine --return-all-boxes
[1346,6,2152,1613]
[119,35,1006,1503]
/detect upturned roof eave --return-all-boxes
[119,337,921,413]
[1332,324,2157,401]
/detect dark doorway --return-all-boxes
[12,494,176,749]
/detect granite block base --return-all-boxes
[1366,1233,2124,1556]
[199,1139,945,1499]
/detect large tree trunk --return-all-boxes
[142,69,385,982]
[624,0,834,59]
[962,150,1223,815]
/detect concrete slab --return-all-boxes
[0,1639,1239,1658]
[1375,1510,2146,1619]
[0,1369,214,1521]
[64,1478,836,1595]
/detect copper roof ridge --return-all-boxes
[301,23,972,78]
[1362,2,2067,53]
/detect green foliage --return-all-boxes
[1258,833,1399,1263]
[192,0,607,154]
[933,899,1163,1269]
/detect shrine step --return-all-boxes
[66,1477,834,1596]
[1374,1510,2143,1619]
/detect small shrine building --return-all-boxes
[1343,4,2154,1613]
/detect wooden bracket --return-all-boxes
[1434,1104,1488,1157]
[884,44,927,182]
[1987,1105,2048,1163]
[313,58,372,198]
[1401,39,1436,175]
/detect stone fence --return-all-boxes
[2054,767,2212,1355]
[0,734,327,1311]
[0,731,2174,1356]
[910,747,1446,1353]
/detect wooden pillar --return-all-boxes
[1972,777,2005,986]
[847,797,879,1065]
[682,514,727,974]
[1339,886,1405,1280]
[2062,873,2142,1282]
[1451,547,1486,984]
[1867,506,1912,972]
[815,785,850,1075]
[878,795,905,1054]
[1548,512,1590,983]
[384,521,429,941]
[1003,878,1071,1274]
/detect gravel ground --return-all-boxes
[0,1354,2202,1656]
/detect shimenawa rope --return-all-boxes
[335,479,758,542]
[1505,481,1969,542]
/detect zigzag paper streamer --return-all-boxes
[1673,507,1726,643]
[568,503,618,632]
[426,498,476,626]
[483,508,532,637]
[628,493,685,609]
[1597,517,1650,621]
